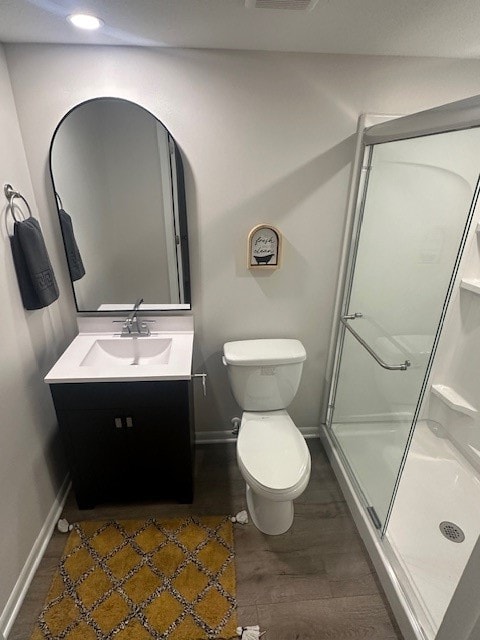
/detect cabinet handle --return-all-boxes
[114,417,123,429]
[193,373,207,397]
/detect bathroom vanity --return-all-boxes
[45,320,195,509]
[50,380,194,509]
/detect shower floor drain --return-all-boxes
[439,521,465,543]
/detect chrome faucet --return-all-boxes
[121,298,151,337]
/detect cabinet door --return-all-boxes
[124,406,193,502]
[51,381,194,508]
[62,408,130,507]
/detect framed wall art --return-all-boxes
[247,224,282,269]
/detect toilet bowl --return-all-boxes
[223,339,311,535]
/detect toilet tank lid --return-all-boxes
[223,339,306,366]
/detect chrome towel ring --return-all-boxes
[4,183,33,223]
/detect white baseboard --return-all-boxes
[196,425,320,444]
[1,475,71,638]
[299,426,321,439]
[196,431,237,444]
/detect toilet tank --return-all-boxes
[223,339,306,411]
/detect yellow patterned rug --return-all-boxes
[31,516,237,640]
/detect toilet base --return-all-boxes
[246,484,294,535]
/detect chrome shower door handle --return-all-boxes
[340,316,411,371]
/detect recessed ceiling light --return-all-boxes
[67,13,104,30]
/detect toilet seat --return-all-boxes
[237,410,311,501]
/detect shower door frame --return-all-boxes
[321,99,480,640]
[324,142,383,520]
[325,138,449,535]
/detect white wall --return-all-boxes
[0,44,75,634]
[6,45,480,438]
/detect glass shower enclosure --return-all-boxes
[324,98,480,639]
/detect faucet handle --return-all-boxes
[112,319,132,336]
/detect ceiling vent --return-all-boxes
[245,0,320,10]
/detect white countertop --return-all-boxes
[45,331,194,384]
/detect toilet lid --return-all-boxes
[237,411,310,491]
[223,339,306,366]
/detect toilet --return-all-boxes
[222,338,311,535]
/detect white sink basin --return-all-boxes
[80,337,172,367]
[44,317,194,383]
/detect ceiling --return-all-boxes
[1,0,480,59]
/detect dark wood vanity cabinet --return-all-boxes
[50,381,194,509]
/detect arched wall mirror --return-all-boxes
[49,97,191,313]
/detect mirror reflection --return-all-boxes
[50,98,190,312]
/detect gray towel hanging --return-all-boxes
[59,208,85,281]
[10,218,59,309]
[5,185,59,310]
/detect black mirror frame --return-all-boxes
[49,96,191,314]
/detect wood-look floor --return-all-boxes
[10,439,403,640]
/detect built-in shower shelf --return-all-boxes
[460,278,480,295]
[431,384,477,417]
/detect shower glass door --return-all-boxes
[328,130,478,530]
